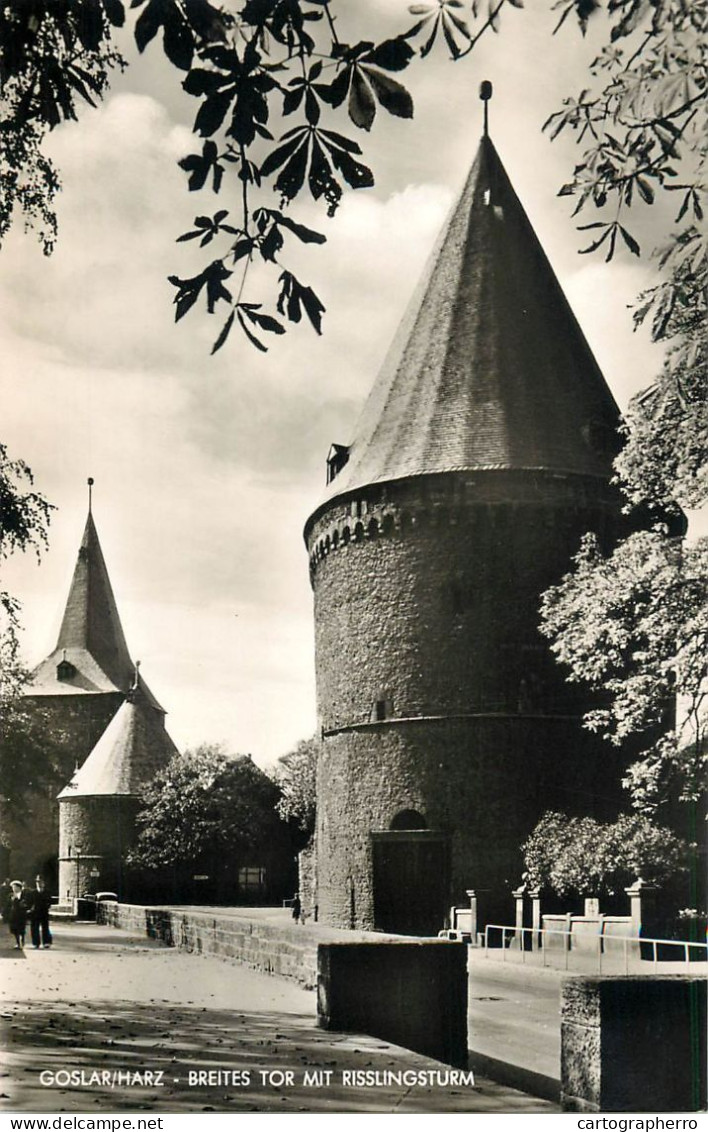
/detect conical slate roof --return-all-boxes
[29,509,163,711]
[56,511,133,688]
[312,135,620,517]
[58,681,178,799]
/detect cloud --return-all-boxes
[1,93,201,372]
[2,11,682,765]
[179,182,453,476]
[563,259,666,409]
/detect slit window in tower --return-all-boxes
[373,698,393,722]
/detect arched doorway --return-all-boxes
[371,811,450,936]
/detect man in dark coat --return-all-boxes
[29,876,53,949]
[7,881,28,948]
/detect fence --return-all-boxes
[483,923,708,974]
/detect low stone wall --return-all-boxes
[318,941,469,1068]
[97,903,320,987]
[96,903,413,989]
[542,914,633,952]
[600,917,638,955]
[561,975,707,1112]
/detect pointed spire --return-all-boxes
[29,495,166,712]
[313,135,621,512]
[55,510,134,691]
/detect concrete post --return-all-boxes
[529,887,541,949]
[625,877,658,937]
[465,889,478,944]
[561,976,707,1112]
[512,883,526,951]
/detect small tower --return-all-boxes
[7,483,173,887]
[304,114,629,933]
[58,670,178,902]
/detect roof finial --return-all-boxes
[479,80,493,137]
[127,660,141,702]
[87,477,94,514]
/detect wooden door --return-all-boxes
[372,832,450,936]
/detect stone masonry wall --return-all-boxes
[59,795,139,902]
[298,841,317,923]
[96,903,363,988]
[307,470,626,931]
[96,902,427,990]
[316,718,621,930]
[561,976,707,1112]
[309,473,621,729]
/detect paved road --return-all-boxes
[0,922,557,1115]
[468,950,562,1099]
[168,905,564,1091]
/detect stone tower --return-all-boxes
[304,132,629,935]
[58,674,178,902]
[7,489,174,889]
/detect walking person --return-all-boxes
[29,876,53,949]
[7,881,28,949]
[0,878,11,923]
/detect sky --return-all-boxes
[0,1,690,769]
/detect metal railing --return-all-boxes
[482,923,708,974]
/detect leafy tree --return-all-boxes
[529,0,706,817]
[0,699,74,876]
[0,0,125,255]
[540,530,707,814]
[274,733,318,839]
[128,743,287,875]
[1,0,704,359]
[0,444,53,707]
[522,810,689,898]
[0,698,73,817]
[617,355,706,517]
[0,446,56,862]
[539,133,705,810]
